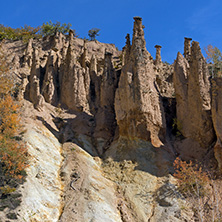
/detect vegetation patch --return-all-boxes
[174,157,222,221]
[0,21,78,42]
[0,46,28,215]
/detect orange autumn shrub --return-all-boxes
[0,95,28,180]
[173,158,222,221]
[0,46,28,187]
[173,157,209,197]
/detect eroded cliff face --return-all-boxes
[0,17,221,222]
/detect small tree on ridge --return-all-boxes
[88,28,100,41]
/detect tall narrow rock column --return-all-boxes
[187,41,214,147]
[60,30,90,112]
[23,38,33,67]
[184,37,192,61]
[115,17,166,147]
[174,39,215,159]
[122,34,131,66]
[29,48,44,111]
[94,51,118,154]
[154,45,162,65]
[42,50,58,105]
[79,40,87,69]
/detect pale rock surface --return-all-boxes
[16,102,63,221]
[59,142,123,222]
[103,137,194,222]
[115,17,166,147]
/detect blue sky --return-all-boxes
[1,0,222,63]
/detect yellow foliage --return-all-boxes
[173,157,209,197]
[0,46,28,185]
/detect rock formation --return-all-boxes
[122,33,131,66]
[115,17,166,147]
[188,41,213,145]
[23,38,33,67]
[89,54,100,113]
[28,47,45,111]
[184,37,192,61]
[154,45,174,98]
[60,31,90,112]
[212,78,222,172]
[154,45,162,65]
[94,51,119,154]
[174,38,215,159]
[52,31,65,52]
[173,52,189,137]
[1,17,222,221]
[79,39,87,69]
[42,50,59,105]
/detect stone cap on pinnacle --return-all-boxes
[133,16,144,37]
[155,45,162,48]
[133,16,142,21]
[184,37,192,41]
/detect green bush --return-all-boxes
[40,21,76,37]
[0,21,78,42]
[0,25,40,41]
